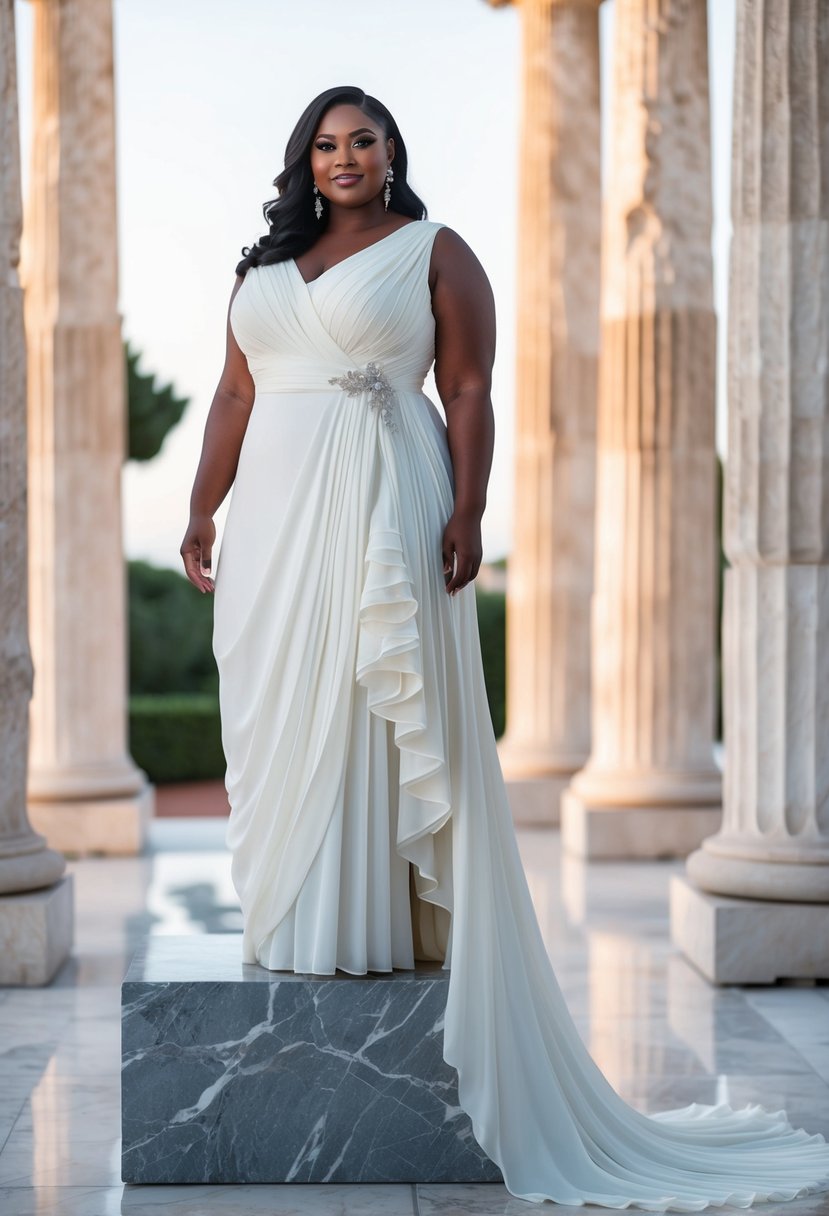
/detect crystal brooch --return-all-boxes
[329,361,398,432]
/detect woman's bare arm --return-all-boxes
[180,275,256,593]
[429,227,496,594]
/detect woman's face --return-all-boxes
[309,104,393,213]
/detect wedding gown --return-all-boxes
[211,218,829,1210]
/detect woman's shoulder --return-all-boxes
[419,218,453,237]
[422,221,483,269]
[403,217,454,236]
[421,219,473,248]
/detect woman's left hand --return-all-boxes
[442,507,483,595]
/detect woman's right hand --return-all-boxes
[180,513,216,594]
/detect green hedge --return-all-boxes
[129,693,225,783]
[128,560,218,696]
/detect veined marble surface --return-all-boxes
[121,944,500,1184]
[0,818,827,1213]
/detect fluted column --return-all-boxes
[560,0,722,858]
[487,0,602,826]
[672,0,829,982]
[21,0,153,855]
[0,0,72,984]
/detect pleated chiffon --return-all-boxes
[212,219,829,1209]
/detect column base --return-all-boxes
[501,773,574,827]
[687,842,829,902]
[497,739,587,828]
[27,781,154,856]
[0,835,66,895]
[121,935,502,1185]
[670,874,829,983]
[561,792,721,859]
[0,873,74,985]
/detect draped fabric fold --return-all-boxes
[212,219,829,1209]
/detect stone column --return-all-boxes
[487,0,602,827]
[0,0,73,984]
[560,0,723,859]
[672,0,829,983]
[21,0,153,855]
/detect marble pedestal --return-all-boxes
[670,875,829,983]
[121,935,502,1185]
[0,874,73,985]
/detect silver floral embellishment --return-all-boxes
[329,361,398,432]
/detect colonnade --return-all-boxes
[492,0,828,980]
[1,0,826,985]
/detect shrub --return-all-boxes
[475,588,506,738]
[129,693,225,783]
[128,560,218,695]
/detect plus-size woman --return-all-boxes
[180,85,829,1209]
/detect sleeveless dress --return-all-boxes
[212,218,829,1209]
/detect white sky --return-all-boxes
[14,0,735,572]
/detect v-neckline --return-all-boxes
[290,220,420,288]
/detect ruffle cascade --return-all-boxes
[354,434,454,961]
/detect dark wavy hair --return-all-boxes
[235,86,429,278]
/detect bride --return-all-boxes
[180,85,829,1210]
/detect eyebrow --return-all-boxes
[314,127,376,139]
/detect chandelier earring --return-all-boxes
[313,183,323,221]
[384,165,394,211]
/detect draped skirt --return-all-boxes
[212,382,829,1211]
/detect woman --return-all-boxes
[180,86,829,1209]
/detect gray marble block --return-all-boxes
[121,934,503,1185]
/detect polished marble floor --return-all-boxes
[1,818,827,1215]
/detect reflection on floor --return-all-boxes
[0,819,827,1216]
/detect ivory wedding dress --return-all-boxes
[212,217,829,1209]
